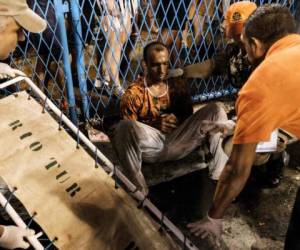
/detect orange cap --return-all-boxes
[225,1,257,40]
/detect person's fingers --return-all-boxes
[168,113,177,119]
[162,121,177,128]
[190,227,201,234]
[189,225,204,233]
[18,241,30,249]
[200,231,209,239]
[194,227,205,236]
[165,123,177,129]
[160,114,168,118]
[12,69,26,77]
[168,115,178,124]
[168,68,183,78]
[23,229,35,237]
[0,74,10,79]
[187,221,200,227]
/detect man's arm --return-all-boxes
[183,59,215,79]
[209,143,257,218]
[184,44,233,80]
[188,143,257,238]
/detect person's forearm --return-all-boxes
[184,60,215,79]
[208,162,251,219]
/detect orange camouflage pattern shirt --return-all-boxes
[120,77,171,126]
[120,75,193,131]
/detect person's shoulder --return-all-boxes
[122,77,145,100]
[125,76,144,90]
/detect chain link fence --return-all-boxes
[8,0,298,124]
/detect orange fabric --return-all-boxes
[233,34,300,144]
[225,1,257,39]
[120,77,170,124]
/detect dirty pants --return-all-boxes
[112,103,229,193]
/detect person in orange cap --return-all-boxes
[183,1,257,89]
[225,1,257,41]
[0,0,47,80]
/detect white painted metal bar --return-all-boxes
[0,192,44,250]
[0,77,199,250]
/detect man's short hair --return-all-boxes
[244,4,297,46]
[143,41,169,63]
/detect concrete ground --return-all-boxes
[148,144,300,250]
[96,138,300,250]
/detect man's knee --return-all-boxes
[209,102,227,120]
[194,102,227,121]
[206,102,226,113]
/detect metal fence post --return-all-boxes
[54,0,78,124]
[69,0,90,121]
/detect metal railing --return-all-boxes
[8,0,297,124]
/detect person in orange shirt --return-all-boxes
[184,1,290,188]
[188,4,300,245]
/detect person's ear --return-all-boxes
[250,37,266,58]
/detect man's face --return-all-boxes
[0,18,25,60]
[146,48,169,82]
[241,29,264,66]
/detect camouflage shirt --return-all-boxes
[213,40,253,89]
[120,76,193,131]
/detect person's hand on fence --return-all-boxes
[0,63,26,79]
[167,68,184,78]
[200,120,236,137]
[159,113,178,134]
[0,225,35,249]
[187,214,223,241]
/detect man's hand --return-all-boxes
[167,68,183,78]
[200,120,235,137]
[277,135,288,153]
[0,63,26,79]
[0,225,35,249]
[159,113,178,134]
[187,215,223,240]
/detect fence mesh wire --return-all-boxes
[8,0,298,123]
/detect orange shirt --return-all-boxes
[233,34,300,144]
